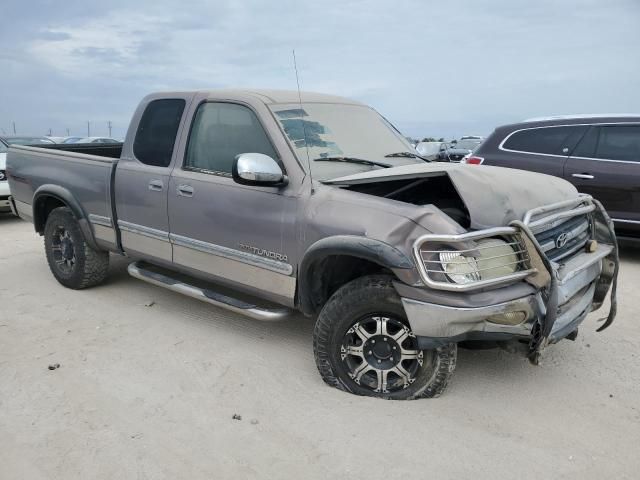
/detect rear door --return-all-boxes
[115,97,190,263]
[565,124,640,234]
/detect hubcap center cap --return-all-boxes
[363,335,400,369]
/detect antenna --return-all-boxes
[292,49,313,192]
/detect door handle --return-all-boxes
[177,184,194,197]
[148,180,164,191]
[571,173,595,180]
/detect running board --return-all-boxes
[127,261,292,321]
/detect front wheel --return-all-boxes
[313,275,457,400]
[44,207,110,289]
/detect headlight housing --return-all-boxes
[440,238,520,285]
[414,228,536,291]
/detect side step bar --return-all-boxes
[127,261,292,321]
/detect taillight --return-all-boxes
[464,156,484,165]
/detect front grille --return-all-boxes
[533,214,590,262]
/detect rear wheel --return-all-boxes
[44,207,109,289]
[313,275,457,400]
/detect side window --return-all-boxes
[133,99,186,167]
[503,126,586,155]
[572,126,598,157]
[185,102,277,175]
[595,125,640,161]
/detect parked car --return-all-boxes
[46,136,69,143]
[465,115,640,238]
[437,138,483,162]
[2,136,55,146]
[74,137,121,144]
[6,90,618,399]
[62,137,86,144]
[0,138,11,213]
[415,141,446,161]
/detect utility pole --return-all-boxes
[12,121,16,134]
[108,120,112,137]
[66,128,70,136]
[87,121,91,137]
[48,128,52,136]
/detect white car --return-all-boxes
[415,141,446,161]
[0,139,11,213]
[74,137,121,144]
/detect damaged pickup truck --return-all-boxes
[6,90,618,399]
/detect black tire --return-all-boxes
[44,207,109,289]
[313,275,457,400]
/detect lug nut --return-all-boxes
[368,351,373,355]
[377,359,381,364]
[383,338,387,342]
[372,340,375,344]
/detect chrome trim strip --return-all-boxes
[117,221,170,242]
[169,233,293,276]
[612,218,640,224]
[497,122,640,160]
[128,262,291,321]
[522,194,593,226]
[88,214,113,228]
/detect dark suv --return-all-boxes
[466,115,640,238]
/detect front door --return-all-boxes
[115,97,188,262]
[565,124,640,235]
[167,100,297,305]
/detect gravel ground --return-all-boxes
[1,214,639,479]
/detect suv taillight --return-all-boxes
[464,156,484,165]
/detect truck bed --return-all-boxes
[7,145,118,251]
[34,142,123,159]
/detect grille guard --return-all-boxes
[412,194,619,362]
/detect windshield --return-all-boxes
[452,139,481,150]
[270,103,422,181]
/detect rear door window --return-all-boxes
[502,126,587,155]
[595,125,640,161]
[133,99,186,167]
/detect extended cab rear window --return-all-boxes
[502,125,586,155]
[133,99,186,167]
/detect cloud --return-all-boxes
[1,0,639,138]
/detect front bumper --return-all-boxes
[402,197,618,353]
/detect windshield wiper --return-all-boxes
[385,151,431,162]
[313,156,392,169]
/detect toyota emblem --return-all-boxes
[555,232,569,249]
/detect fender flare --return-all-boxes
[297,235,414,315]
[32,184,101,251]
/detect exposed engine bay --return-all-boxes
[338,173,471,228]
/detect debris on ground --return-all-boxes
[47,363,60,371]
[144,300,155,307]
[232,414,242,420]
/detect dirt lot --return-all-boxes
[1,214,639,479]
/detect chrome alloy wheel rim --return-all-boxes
[341,316,423,394]
[51,226,76,273]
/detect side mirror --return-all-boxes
[232,153,288,187]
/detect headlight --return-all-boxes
[440,238,519,285]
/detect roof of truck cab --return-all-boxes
[156,89,365,105]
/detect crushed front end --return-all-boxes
[399,194,619,363]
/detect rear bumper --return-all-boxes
[402,242,614,349]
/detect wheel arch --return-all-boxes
[297,235,415,316]
[33,185,101,251]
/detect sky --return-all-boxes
[1,0,640,140]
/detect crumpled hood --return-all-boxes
[325,163,578,229]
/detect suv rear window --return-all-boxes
[502,126,586,155]
[133,99,186,167]
[596,125,640,161]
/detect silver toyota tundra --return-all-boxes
[6,89,618,399]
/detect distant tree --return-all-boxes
[438,137,445,142]
[421,137,437,142]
